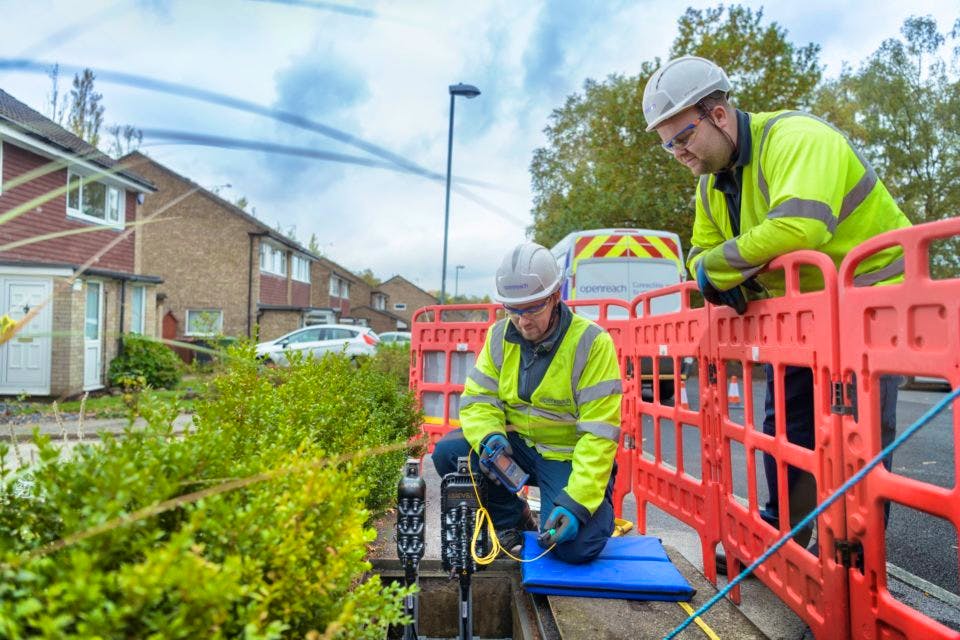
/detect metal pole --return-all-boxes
[440,93,456,305]
[454,265,461,298]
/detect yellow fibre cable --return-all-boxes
[466,454,555,564]
[677,601,721,640]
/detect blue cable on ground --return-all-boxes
[664,384,960,640]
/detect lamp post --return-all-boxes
[440,82,480,305]
[454,264,465,299]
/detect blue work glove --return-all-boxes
[478,433,512,485]
[538,506,580,547]
[696,261,747,315]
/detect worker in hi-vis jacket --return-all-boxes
[431,242,623,563]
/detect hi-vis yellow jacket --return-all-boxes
[460,313,622,516]
[686,110,912,294]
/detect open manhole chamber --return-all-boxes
[374,558,553,640]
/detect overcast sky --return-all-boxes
[1,0,956,298]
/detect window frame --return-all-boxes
[65,169,125,228]
[185,309,224,337]
[130,285,146,334]
[292,255,311,283]
[259,242,287,277]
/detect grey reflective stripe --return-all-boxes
[535,442,576,454]
[489,319,507,371]
[721,239,764,280]
[576,421,621,441]
[459,394,504,411]
[576,379,622,405]
[758,111,876,222]
[687,246,703,268]
[466,367,499,393]
[570,324,603,398]
[839,159,877,224]
[853,257,905,286]
[507,403,576,423]
[698,175,717,228]
[766,198,837,233]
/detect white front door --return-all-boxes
[0,278,53,395]
[83,281,103,390]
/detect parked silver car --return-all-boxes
[255,324,379,365]
[377,331,412,346]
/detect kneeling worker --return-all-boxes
[432,242,623,563]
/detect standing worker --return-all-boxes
[431,242,623,563]
[642,55,909,567]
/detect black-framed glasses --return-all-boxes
[503,298,553,320]
[661,115,707,154]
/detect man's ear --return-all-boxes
[710,103,732,127]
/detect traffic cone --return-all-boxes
[728,375,742,405]
[679,383,690,410]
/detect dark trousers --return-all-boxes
[432,429,615,564]
[762,365,900,545]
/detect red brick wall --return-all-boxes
[0,142,135,271]
[291,280,309,306]
[331,295,350,316]
[259,273,287,305]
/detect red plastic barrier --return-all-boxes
[838,218,960,640]
[709,250,849,634]
[628,282,725,581]
[409,304,501,451]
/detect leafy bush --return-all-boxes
[107,334,182,390]
[0,345,422,638]
[370,342,412,389]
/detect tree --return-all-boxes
[308,232,322,254]
[45,64,67,125]
[358,269,381,287]
[106,124,143,157]
[813,16,960,277]
[67,68,105,148]
[529,5,822,250]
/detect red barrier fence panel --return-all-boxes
[709,250,849,637]
[567,299,635,517]
[628,283,725,581]
[838,218,960,640]
[409,304,501,451]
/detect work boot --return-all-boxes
[496,528,524,555]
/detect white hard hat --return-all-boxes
[642,55,731,132]
[494,243,561,305]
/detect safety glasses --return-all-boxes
[661,115,707,154]
[503,298,553,321]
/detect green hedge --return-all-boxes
[0,345,422,638]
[107,334,182,390]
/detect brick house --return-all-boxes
[308,256,360,325]
[378,275,438,328]
[346,277,406,334]
[123,152,324,349]
[0,89,159,396]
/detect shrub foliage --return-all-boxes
[107,334,182,390]
[0,345,422,638]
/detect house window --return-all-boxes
[394,302,407,311]
[292,255,311,283]
[373,294,386,311]
[329,275,348,298]
[259,242,287,276]
[66,170,124,226]
[0,136,4,197]
[130,285,146,334]
[185,309,223,336]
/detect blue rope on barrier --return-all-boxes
[664,384,960,640]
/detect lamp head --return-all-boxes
[449,83,480,98]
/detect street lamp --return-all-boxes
[454,264,465,299]
[440,82,481,305]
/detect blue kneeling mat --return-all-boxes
[520,532,695,601]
